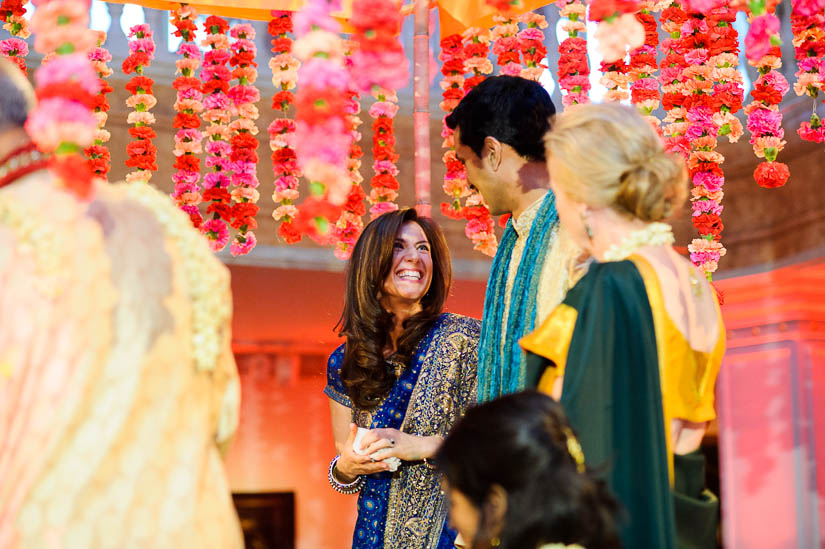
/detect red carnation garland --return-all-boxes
[659,3,689,157]
[460,27,497,256]
[268,11,302,244]
[557,0,590,107]
[227,23,261,256]
[518,12,549,81]
[123,23,157,183]
[170,4,204,228]
[85,31,113,180]
[439,33,470,221]
[628,3,661,129]
[332,51,367,260]
[491,13,522,78]
[367,88,401,219]
[790,0,825,145]
[745,0,789,188]
[200,15,233,251]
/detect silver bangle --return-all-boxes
[328,455,364,495]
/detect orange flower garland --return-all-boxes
[518,11,549,82]
[123,24,157,183]
[491,14,522,79]
[557,0,590,107]
[85,31,112,180]
[628,3,662,128]
[269,11,302,244]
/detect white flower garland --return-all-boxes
[603,222,675,262]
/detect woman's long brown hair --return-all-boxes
[336,208,452,409]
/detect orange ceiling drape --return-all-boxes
[105,0,555,37]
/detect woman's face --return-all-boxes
[446,485,482,545]
[549,161,592,253]
[381,221,434,306]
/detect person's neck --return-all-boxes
[511,161,550,220]
[0,128,32,160]
[381,298,423,353]
[587,208,652,261]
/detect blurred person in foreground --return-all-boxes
[436,391,620,549]
[0,59,242,548]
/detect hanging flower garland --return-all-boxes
[367,88,401,219]
[438,33,471,221]
[628,3,661,128]
[790,0,825,145]
[227,23,260,257]
[26,0,99,199]
[557,0,590,107]
[122,23,157,184]
[659,3,690,157]
[170,5,204,229]
[332,51,367,261]
[518,12,549,81]
[200,15,233,251]
[589,0,644,66]
[491,14,522,78]
[350,0,406,220]
[86,31,113,180]
[709,7,745,145]
[742,0,789,188]
[460,26,497,256]
[680,12,726,279]
[486,0,524,10]
[292,0,353,242]
[268,11,302,244]
[0,0,28,74]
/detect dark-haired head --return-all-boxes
[336,208,452,408]
[436,391,620,549]
[445,76,556,216]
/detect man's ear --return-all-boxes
[483,136,503,171]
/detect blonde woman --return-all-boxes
[521,103,724,549]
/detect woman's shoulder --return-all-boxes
[438,313,481,338]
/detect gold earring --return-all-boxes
[490,537,501,547]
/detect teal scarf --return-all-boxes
[477,191,558,402]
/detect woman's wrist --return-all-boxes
[418,435,443,460]
[333,458,357,483]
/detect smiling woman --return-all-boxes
[323,208,481,549]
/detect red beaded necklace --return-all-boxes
[0,142,49,189]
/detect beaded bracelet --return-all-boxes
[328,455,364,495]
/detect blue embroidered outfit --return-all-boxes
[325,313,480,549]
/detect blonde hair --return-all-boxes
[544,103,687,222]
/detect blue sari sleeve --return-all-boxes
[324,344,351,408]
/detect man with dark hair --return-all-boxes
[446,75,580,402]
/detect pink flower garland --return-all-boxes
[86,31,112,180]
[333,73,367,260]
[659,5,689,157]
[491,14,522,78]
[349,0,408,93]
[170,5,205,229]
[628,4,661,129]
[367,88,401,219]
[461,26,497,256]
[745,1,789,188]
[292,0,353,242]
[200,15,233,252]
[439,34,471,221]
[123,23,157,184]
[26,0,99,199]
[228,23,260,257]
[557,0,591,107]
[0,0,29,74]
[791,0,825,145]
[518,11,549,82]
[268,11,302,244]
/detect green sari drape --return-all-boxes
[523,260,677,548]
